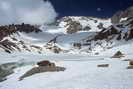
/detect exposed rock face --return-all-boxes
[125,7,133,18]
[97,23,104,29]
[0,68,13,82]
[91,17,133,41]
[44,35,64,54]
[93,26,119,41]
[0,23,44,53]
[0,62,18,82]
[73,43,82,49]
[66,21,82,34]
[45,43,63,54]
[0,39,21,53]
[111,11,123,24]
[0,38,44,53]
[80,17,133,54]
[57,16,111,34]
[83,26,91,31]
[0,23,41,41]
[52,46,63,53]
[111,6,133,24]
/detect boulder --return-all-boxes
[127,66,133,69]
[97,64,109,68]
[129,60,133,66]
[111,51,125,58]
[95,52,99,55]
[126,60,133,69]
[37,60,51,67]
[19,64,66,81]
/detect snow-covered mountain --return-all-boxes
[0,14,133,56]
[0,16,112,54]
[40,16,133,55]
[1,15,133,55]
[0,24,45,54]
[57,16,111,33]
[1,7,133,89]
[78,17,133,55]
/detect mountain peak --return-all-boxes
[111,6,133,24]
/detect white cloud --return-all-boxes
[1,1,11,10]
[0,0,58,25]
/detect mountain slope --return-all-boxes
[80,17,133,55]
[1,9,133,89]
[0,16,112,54]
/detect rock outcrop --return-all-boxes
[127,60,133,69]
[111,51,125,58]
[89,17,133,41]
[0,62,18,82]
[0,39,21,53]
[0,23,41,41]
[19,61,66,80]
[111,6,133,24]
[57,16,111,34]
[93,25,119,41]
[129,60,133,66]
[0,23,44,53]
[44,35,65,54]
[66,21,82,34]
[73,43,82,49]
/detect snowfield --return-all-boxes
[0,57,133,89]
[0,51,133,89]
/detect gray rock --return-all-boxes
[0,62,17,70]
[111,11,123,24]
[66,21,82,34]
[111,6,133,24]
[19,66,66,81]
[97,64,109,68]
[0,62,17,82]
[111,51,125,58]
[127,65,133,69]
[125,7,133,18]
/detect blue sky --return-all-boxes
[48,0,133,18]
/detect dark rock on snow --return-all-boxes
[19,61,66,80]
[111,51,125,58]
